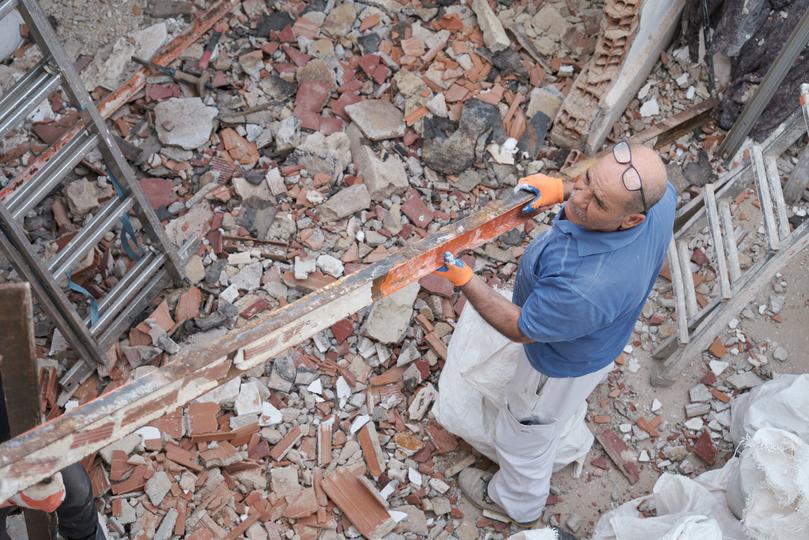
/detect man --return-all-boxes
[435,142,675,526]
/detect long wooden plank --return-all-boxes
[704,184,732,299]
[561,98,718,179]
[0,283,54,539]
[0,191,533,501]
[751,145,781,251]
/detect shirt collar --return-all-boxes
[553,208,646,257]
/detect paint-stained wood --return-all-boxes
[0,191,534,501]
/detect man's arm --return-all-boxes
[459,275,532,343]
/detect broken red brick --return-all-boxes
[188,402,219,436]
[693,429,717,465]
[595,429,640,484]
[418,273,454,298]
[321,468,396,538]
[357,422,386,477]
[270,425,303,461]
[283,487,319,519]
[708,337,727,359]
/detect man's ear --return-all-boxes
[620,213,646,230]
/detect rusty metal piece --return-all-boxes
[0,190,533,501]
[0,0,238,201]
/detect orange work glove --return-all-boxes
[514,174,565,215]
[0,473,66,513]
[434,251,473,287]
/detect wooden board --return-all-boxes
[0,191,533,501]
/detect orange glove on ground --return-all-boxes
[0,473,65,513]
[514,174,565,215]
[434,251,473,287]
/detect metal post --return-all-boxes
[0,283,54,539]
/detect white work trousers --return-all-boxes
[487,358,614,523]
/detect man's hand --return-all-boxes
[514,174,565,215]
[434,251,473,287]
[0,473,65,513]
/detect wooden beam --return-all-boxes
[560,98,718,180]
[0,191,534,501]
[0,283,54,539]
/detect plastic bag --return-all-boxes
[729,373,809,445]
[432,291,593,475]
[592,471,747,540]
[726,427,809,539]
[507,529,558,540]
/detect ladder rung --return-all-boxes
[0,65,61,140]
[763,155,791,240]
[0,0,18,20]
[751,144,781,250]
[89,252,164,339]
[0,58,48,111]
[676,240,699,317]
[95,263,169,350]
[667,240,690,344]
[718,199,742,283]
[705,183,732,300]
[48,196,134,278]
[8,129,99,220]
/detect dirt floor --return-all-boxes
[5,1,809,538]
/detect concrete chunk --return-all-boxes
[470,0,510,53]
[319,184,371,221]
[154,97,218,150]
[345,100,405,141]
[364,283,420,344]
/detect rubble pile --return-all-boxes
[0,0,808,538]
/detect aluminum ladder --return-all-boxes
[652,98,809,386]
[0,0,185,387]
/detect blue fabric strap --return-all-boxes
[66,273,99,325]
[107,170,143,261]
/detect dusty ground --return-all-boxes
[6,0,808,538]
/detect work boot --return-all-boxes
[458,468,539,529]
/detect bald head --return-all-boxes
[565,143,669,232]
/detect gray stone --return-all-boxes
[231,262,263,291]
[566,512,585,534]
[166,201,213,246]
[364,283,419,344]
[233,175,272,202]
[393,505,428,535]
[317,254,344,277]
[268,357,296,393]
[145,471,172,506]
[345,100,406,141]
[266,212,297,240]
[117,498,137,524]
[689,383,712,403]
[65,179,99,216]
[154,508,178,540]
[769,293,785,314]
[727,371,765,390]
[323,2,357,36]
[235,381,263,416]
[274,116,302,154]
[430,496,451,515]
[294,256,317,280]
[773,346,789,362]
[526,86,564,119]
[99,433,142,464]
[154,97,218,150]
[259,74,297,102]
[320,184,371,222]
[352,145,409,201]
[685,402,711,418]
[81,23,167,90]
[295,131,351,179]
[470,0,510,52]
[270,466,301,498]
[422,99,502,175]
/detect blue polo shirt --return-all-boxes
[513,183,676,377]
